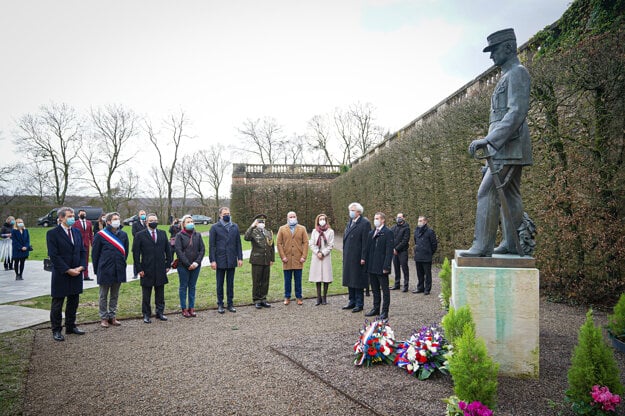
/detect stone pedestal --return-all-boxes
[451,250,539,378]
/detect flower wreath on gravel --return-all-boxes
[353,319,396,366]
[394,324,451,380]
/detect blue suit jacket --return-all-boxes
[209,221,243,269]
[47,225,86,298]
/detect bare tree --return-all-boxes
[175,154,194,214]
[350,102,383,157]
[14,103,84,205]
[280,134,306,164]
[0,164,20,206]
[306,114,335,165]
[82,104,139,211]
[201,145,230,209]
[238,117,283,164]
[333,107,355,165]
[146,111,189,220]
[149,166,167,219]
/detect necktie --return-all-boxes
[67,228,73,244]
[152,230,156,242]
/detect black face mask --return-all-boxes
[148,222,158,229]
[79,214,86,219]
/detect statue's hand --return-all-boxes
[469,138,488,157]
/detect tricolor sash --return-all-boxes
[98,229,126,257]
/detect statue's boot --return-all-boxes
[459,247,492,257]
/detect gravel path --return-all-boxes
[22,263,625,416]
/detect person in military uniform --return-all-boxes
[244,214,275,309]
[461,28,533,257]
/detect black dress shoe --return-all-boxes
[53,331,65,341]
[260,302,271,308]
[351,306,363,313]
[389,286,400,290]
[412,289,424,294]
[255,303,262,309]
[227,305,237,313]
[401,288,408,292]
[424,291,431,295]
[143,315,152,323]
[342,303,356,310]
[218,305,225,314]
[364,309,380,317]
[379,313,388,320]
[67,327,85,335]
[156,314,168,321]
[83,278,94,281]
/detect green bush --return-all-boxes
[442,305,475,345]
[439,257,452,310]
[448,324,499,410]
[566,309,624,406]
[608,292,625,339]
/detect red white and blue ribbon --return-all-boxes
[98,229,126,257]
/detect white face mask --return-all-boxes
[318,220,326,227]
[257,223,265,230]
[288,218,297,226]
[111,220,121,229]
[373,219,381,228]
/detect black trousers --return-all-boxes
[415,261,433,293]
[251,264,271,303]
[392,251,409,288]
[369,273,390,315]
[50,294,80,332]
[142,285,165,316]
[13,258,26,276]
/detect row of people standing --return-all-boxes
[1,216,32,280]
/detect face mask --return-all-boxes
[222,215,231,222]
[417,222,425,228]
[373,219,381,228]
[148,222,158,229]
[111,220,121,228]
[288,218,298,226]
[318,220,326,227]
[257,222,265,230]
[397,218,404,224]
[17,223,24,228]
[185,223,195,231]
[349,211,356,219]
[66,217,75,226]
[79,214,86,219]
[140,214,146,221]
[10,220,15,225]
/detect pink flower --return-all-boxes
[458,400,493,416]
[591,385,621,412]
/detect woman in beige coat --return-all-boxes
[308,214,334,305]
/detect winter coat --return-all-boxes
[277,224,308,270]
[308,227,334,283]
[1,223,12,239]
[390,221,411,252]
[132,228,172,287]
[342,216,371,288]
[92,226,129,285]
[209,221,243,269]
[174,230,205,269]
[47,225,86,298]
[131,220,147,237]
[413,225,438,263]
[11,228,31,259]
[244,226,275,266]
[365,226,394,275]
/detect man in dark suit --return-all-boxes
[341,202,371,313]
[131,209,147,279]
[73,209,94,281]
[46,207,87,341]
[132,213,172,323]
[209,207,243,314]
[390,212,411,292]
[364,212,394,320]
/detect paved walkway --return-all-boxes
[0,249,253,333]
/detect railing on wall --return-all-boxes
[232,163,342,178]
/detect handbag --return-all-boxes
[43,258,52,271]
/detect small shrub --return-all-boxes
[448,324,499,410]
[566,310,624,408]
[439,257,452,310]
[442,305,475,345]
[607,293,625,340]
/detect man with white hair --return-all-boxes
[341,202,371,313]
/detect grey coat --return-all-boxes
[342,216,371,288]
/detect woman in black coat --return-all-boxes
[11,218,31,280]
[175,215,205,317]
[92,212,129,327]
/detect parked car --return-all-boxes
[122,214,139,226]
[191,215,212,225]
[37,206,103,227]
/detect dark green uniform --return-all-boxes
[244,225,275,303]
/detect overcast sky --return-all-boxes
[0,0,571,196]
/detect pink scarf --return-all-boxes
[315,224,329,248]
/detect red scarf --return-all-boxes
[315,224,329,248]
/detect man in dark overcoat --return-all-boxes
[209,207,243,313]
[244,214,274,309]
[412,216,438,295]
[390,212,411,292]
[364,212,394,320]
[92,212,129,328]
[341,202,371,313]
[132,213,172,323]
[47,207,87,341]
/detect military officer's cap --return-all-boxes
[483,28,516,52]
[253,213,268,220]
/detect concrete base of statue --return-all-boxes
[451,250,539,378]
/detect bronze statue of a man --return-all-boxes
[460,28,532,257]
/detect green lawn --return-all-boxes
[21,224,253,263]
[10,254,346,321]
